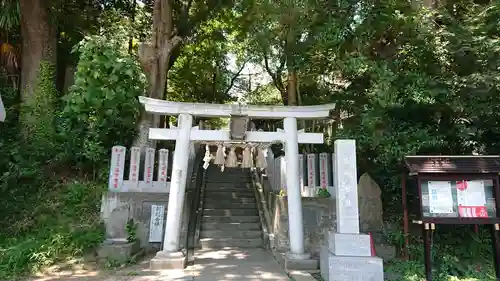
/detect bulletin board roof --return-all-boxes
[404,155,500,174]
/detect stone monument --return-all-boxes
[320,140,384,281]
[358,173,396,261]
[358,173,384,233]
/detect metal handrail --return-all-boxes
[185,147,206,265]
[251,168,274,249]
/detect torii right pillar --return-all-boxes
[282,117,317,269]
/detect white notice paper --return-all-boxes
[428,181,454,214]
[149,205,165,242]
[457,180,486,207]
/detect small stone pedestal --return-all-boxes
[320,233,383,281]
[150,251,186,270]
[97,239,141,263]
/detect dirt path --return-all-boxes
[29,254,191,281]
[29,248,296,281]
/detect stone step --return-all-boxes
[205,182,250,187]
[206,170,250,175]
[206,182,252,187]
[204,202,257,209]
[205,180,251,184]
[203,208,259,216]
[203,192,255,199]
[201,222,261,231]
[204,197,256,204]
[200,229,262,239]
[204,187,254,193]
[202,215,260,223]
[199,238,264,249]
[205,173,251,177]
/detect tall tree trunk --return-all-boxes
[19,0,57,135]
[284,9,297,106]
[128,0,137,54]
[134,0,182,148]
[20,0,56,101]
[287,69,297,105]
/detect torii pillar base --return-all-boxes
[150,251,186,270]
[282,252,318,271]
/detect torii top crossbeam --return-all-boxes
[138,96,335,119]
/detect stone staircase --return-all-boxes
[199,167,264,249]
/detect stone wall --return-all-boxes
[266,190,336,258]
[262,174,396,261]
[101,192,174,251]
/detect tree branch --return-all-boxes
[262,51,284,92]
[222,60,249,96]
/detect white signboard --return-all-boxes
[128,147,141,183]
[319,153,329,188]
[330,153,336,196]
[307,154,317,188]
[457,180,486,207]
[149,205,165,242]
[0,94,5,122]
[298,154,304,192]
[108,146,126,191]
[457,180,488,218]
[274,157,280,191]
[280,157,286,190]
[143,147,155,188]
[428,181,454,214]
[158,149,169,183]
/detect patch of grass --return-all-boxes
[385,258,496,281]
[0,181,106,280]
[384,224,497,281]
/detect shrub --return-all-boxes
[59,34,146,173]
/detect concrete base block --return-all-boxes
[328,232,371,257]
[320,246,383,281]
[150,251,186,270]
[284,252,318,270]
[97,239,140,263]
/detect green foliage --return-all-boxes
[386,226,497,281]
[278,189,286,197]
[316,188,331,198]
[273,1,500,214]
[125,219,138,243]
[21,61,58,161]
[59,34,146,171]
[243,83,282,105]
[0,0,19,31]
[0,63,59,221]
[0,181,105,279]
[168,9,244,104]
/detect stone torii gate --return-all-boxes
[139,96,335,268]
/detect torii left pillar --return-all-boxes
[150,113,193,269]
